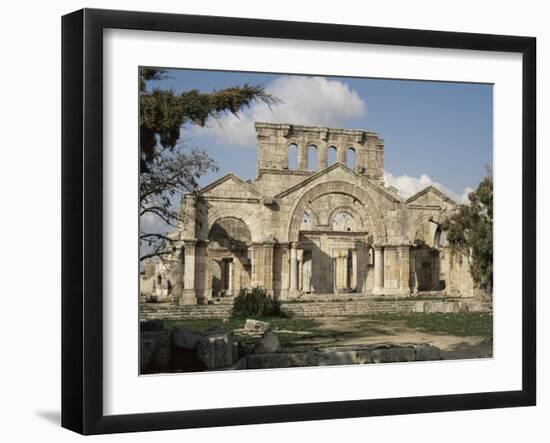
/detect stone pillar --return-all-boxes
[342,254,349,289]
[263,242,274,293]
[373,245,384,295]
[182,194,196,238]
[410,250,418,294]
[227,260,234,295]
[180,239,197,305]
[289,243,298,293]
[297,250,303,291]
[351,250,357,289]
[250,244,261,287]
[298,145,307,170]
[171,243,184,300]
[399,245,411,296]
[318,145,328,170]
[337,146,346,164]
[280,244,290,298]
[432,251,440,290]
[250,242,274,293]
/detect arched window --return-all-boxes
[332,212,356,232]
[300,212,311,230]
[327,146,337,166]
[288,144,298,170]
[307,145,317,171]
[157,274,162,285]
[368,246,375,266]
[346,147,356,170]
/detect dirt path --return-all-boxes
[281,316,492,360]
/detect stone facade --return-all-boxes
[141,122,474,305]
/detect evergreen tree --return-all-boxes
[139,68,276,260]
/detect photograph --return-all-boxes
[138,67,494,374]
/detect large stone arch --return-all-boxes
[301,205,320,229]
[207,216,253,250]
[287,181,387,242]
[206,208,261,243]
[407,211,449,246]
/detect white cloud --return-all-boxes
[188,76,366,147]
[383,170,472,204]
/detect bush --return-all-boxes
[232,287,283,318]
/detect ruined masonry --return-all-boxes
[141,122,474,305]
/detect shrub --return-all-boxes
[232,287,282,318]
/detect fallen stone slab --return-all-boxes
[244,319,271,332]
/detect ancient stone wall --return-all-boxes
[143,122,478,305]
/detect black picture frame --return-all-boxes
[61,8,536,435]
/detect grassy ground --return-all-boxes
[162,316,319,333]
[162,312,492,353]
[355,313,493,338]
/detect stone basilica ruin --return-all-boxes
[141,122,474,304]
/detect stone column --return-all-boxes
[298,145,307,170]
[410,250,418,294]
[297,250,303,291]
[289,243,298,293]
[263,242,274,293]
[399,245,411,296]
[170,243,184,301]
[351,250,357,289]
[182,194,196,238]
[250,244,261,288]
[180,239,197,305]
[337,146,346,164]
[373,245,384,295]
[227,260,234,295]
[318,145,328,170]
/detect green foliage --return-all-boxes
[139,67,276,172]
[441,171,493,293]
[232,287,283,318]
[138,68,277,260]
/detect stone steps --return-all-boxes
[282,301,417,317]
[140,303,232,320]
[139,299,492,320]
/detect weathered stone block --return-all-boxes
[197,330,233,369]
[246,351,318,369]
[371,346,415,363]
[244,319,271,332]
[140,337,157,372]
[254,330,280,354]
[172,328,202,349]
[424,302,461,313]
[414,345,441,361]
[141,330,171,371]
[318,350,358,366]
[356,348,373,364]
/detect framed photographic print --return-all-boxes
[61,8,536,435]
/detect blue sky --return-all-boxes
[148,68,492,202]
